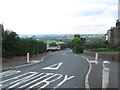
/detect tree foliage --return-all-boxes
[85,41,108,49]
[2,30,47,58]
[2,30,20,58]
[71,34,86,53]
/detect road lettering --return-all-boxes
[19,73,54,88]
[2,71,75,88]
[53,75,75,88]
[29,73,62,89]
[1,72,37,84]
[3,72,38,88]
[0,70,20,78]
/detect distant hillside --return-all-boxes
[19,34,104,43]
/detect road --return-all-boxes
[1,49,89,89]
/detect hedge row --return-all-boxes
[2,30,47,58]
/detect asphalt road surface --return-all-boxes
[1,49,89,89]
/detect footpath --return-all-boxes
[82,54,119,89]
[2,53,48,72]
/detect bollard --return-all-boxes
[95,53,98,64]
[102,61,110,89]
[27,53,30,63]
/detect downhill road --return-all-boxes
[1,49,89,89]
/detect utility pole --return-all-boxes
[118,0,120,21]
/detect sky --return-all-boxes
[0,0,118,34]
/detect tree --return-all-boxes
[2,30,20,58]
[71,34,86,53]
[2,29,47,58]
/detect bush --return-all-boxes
[2,30,47,58]
[71,35,86,53]
[72,45,84,53]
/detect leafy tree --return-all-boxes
[71,34,86,53]
[2,30,47,58]
[2,30,20,58]
[85,41,108,49]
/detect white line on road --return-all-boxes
[53,75,75,88]
[28,73,62,89]
[42,62,63,70]
[1,72,37,84]
[5,72,38,88]
[2,71,75,89]
[82,56,91,89]
[0,70,21,78]
[18,73,48,88]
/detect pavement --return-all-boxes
[82,54,119,89]
[2,53,47,72]
[1,50,119,89]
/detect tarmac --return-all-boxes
[1,54,47,72]
[1,53,120,89]
[82,55,119,89]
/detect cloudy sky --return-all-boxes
[0,0,118,34]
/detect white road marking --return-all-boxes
[1,72,36,84]
[63,53,65,55]
[82,56,91,89]
[89,60,97,63]
[42,62,63,70]
[41,59,44,62]
[19,73,52,88]
[2,71,75,89]
[28,73,62,89]
[5,72,38,88]
[53,75,75,88]
[0,70,21,78]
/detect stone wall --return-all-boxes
[83,51,120,61]
[109,26,120,45]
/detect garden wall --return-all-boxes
[83,51,120,61]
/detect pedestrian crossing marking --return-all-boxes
[42,62,63,70]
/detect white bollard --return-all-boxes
[95,53,98,64]
[102,61,110,89]
[27,53,30,63]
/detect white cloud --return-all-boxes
[0,0,118,34]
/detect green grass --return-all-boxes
[44,40,64,44]
[95,48,120,54]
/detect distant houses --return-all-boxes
[103,20,120,45]
[47,44,61,51]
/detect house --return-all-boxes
[104,20,120,45]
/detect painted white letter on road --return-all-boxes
[53,75,75,88]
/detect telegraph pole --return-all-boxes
[118,0,120,20]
